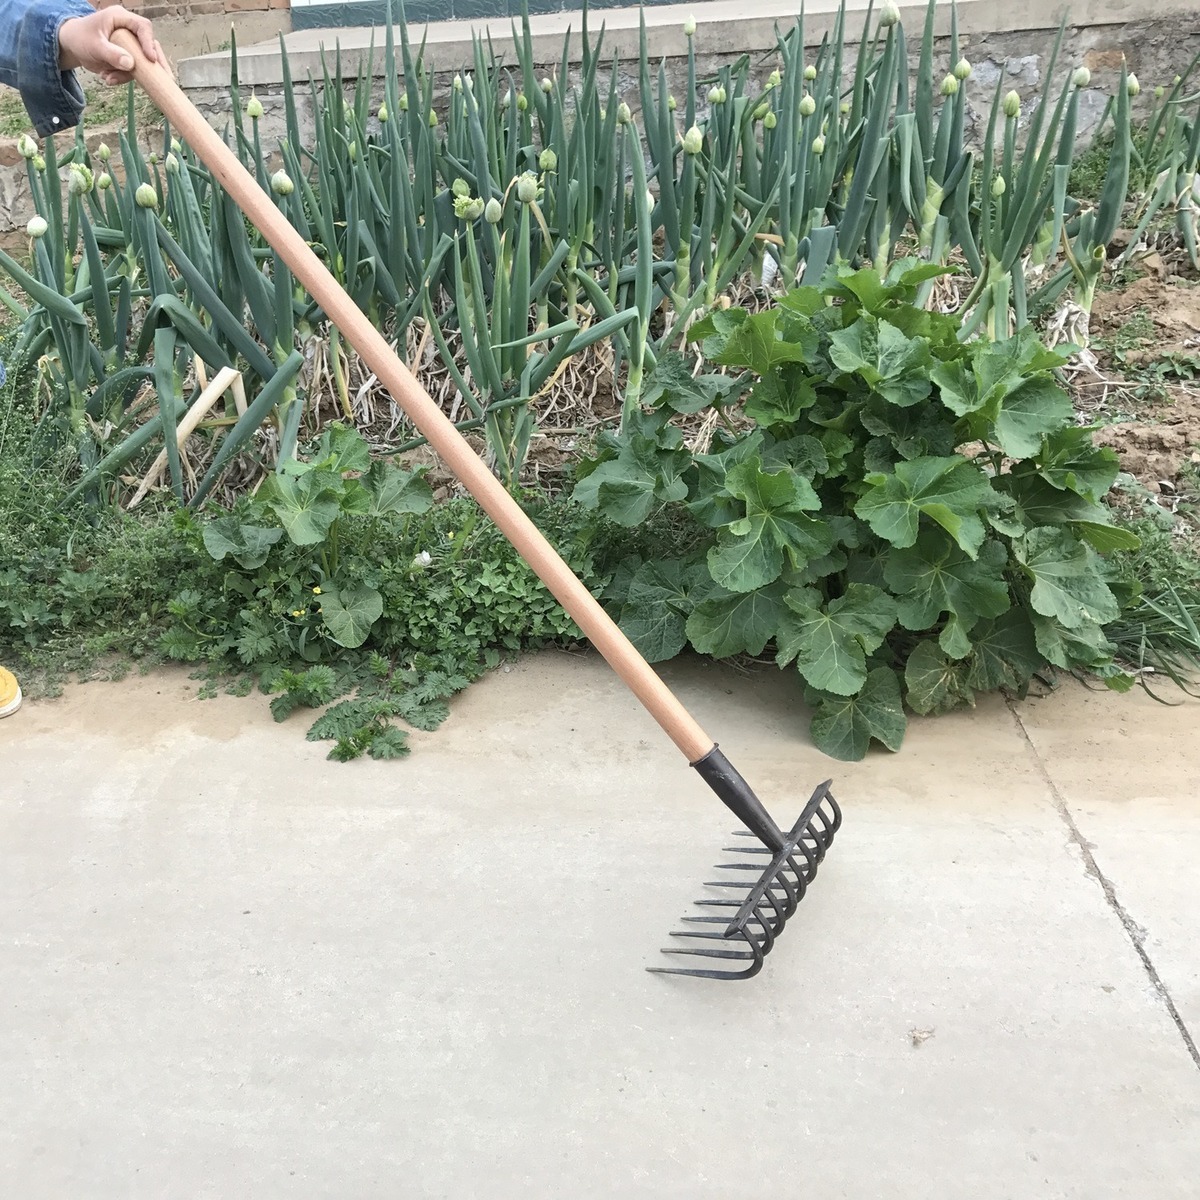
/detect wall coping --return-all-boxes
[178,0,1190,90]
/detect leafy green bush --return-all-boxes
[161,425,604,758]
[574,262,1141,760]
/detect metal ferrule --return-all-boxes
[691,745,786,851]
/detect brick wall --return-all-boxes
[102,0,289,21]
[87,0,292,65]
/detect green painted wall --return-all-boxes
[291,0,674,31]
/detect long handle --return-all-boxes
[115,34,716,764]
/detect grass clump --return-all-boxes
[0,338,206,691]
[1107,513,1200,695]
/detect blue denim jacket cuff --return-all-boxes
[19,0,95,138]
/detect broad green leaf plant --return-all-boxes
[574,262,1140,760]
[200,423,433,652]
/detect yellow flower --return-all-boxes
[312,586,322,594]
[291,609,304,617]
[447,531,456,540]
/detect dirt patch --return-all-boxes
[1093,397,1200,489]
[1092,275,1200,351]
[1085,272,1200,492]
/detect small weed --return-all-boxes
[0,91,30,139]
[1068,136,1115,206]
[0,82,159,140]
[1099,308,1156,357]
[1089,306,1200,407]
[81,85,162,132]
[1069,124,1158,207]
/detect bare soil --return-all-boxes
[1082,261,1200,494]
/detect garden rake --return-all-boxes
[120,37,842,979]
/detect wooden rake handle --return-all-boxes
[115,33,716,764]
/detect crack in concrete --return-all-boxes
[1007,699,1200,1072]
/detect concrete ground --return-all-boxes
[1,652,1198,1197]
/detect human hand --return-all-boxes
[57,6,166,85]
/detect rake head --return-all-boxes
[650,748,841,980]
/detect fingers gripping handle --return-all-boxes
[112,33,716,764]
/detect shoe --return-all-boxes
[0,667,22,718]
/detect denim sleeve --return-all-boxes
[0,0,97,138]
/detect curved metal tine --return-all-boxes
[710,875,784,934]
[666,930,756,945]
[789,782,838,843]
[771,862,799,918]
[716,847,803,897]
[792,835,819,881]
[808,800,841,846]
[807,812,835,853]
[681,911,774,952]
[799,820,831,866]
[719,890,786,945]
[824,792,843,835]
[701,879,794,908]
[680,909,776,956]
[822,810,842,846]
[801,820,840,868]
[713,878,784,894]
[701,886,793,912]
[793,842,822,875]
[782,854,809,904]
[755,900,780,954]
[648,926,766,979]
[714,905,777,958]
[779,842,814,881]
[730,876,787,938]
[693,900,783,935]
[665,928,773,957]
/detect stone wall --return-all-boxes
[104,0,289,24]
[90,0,292,62]
[177,14,1200,165]
[0,5,1197,236]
